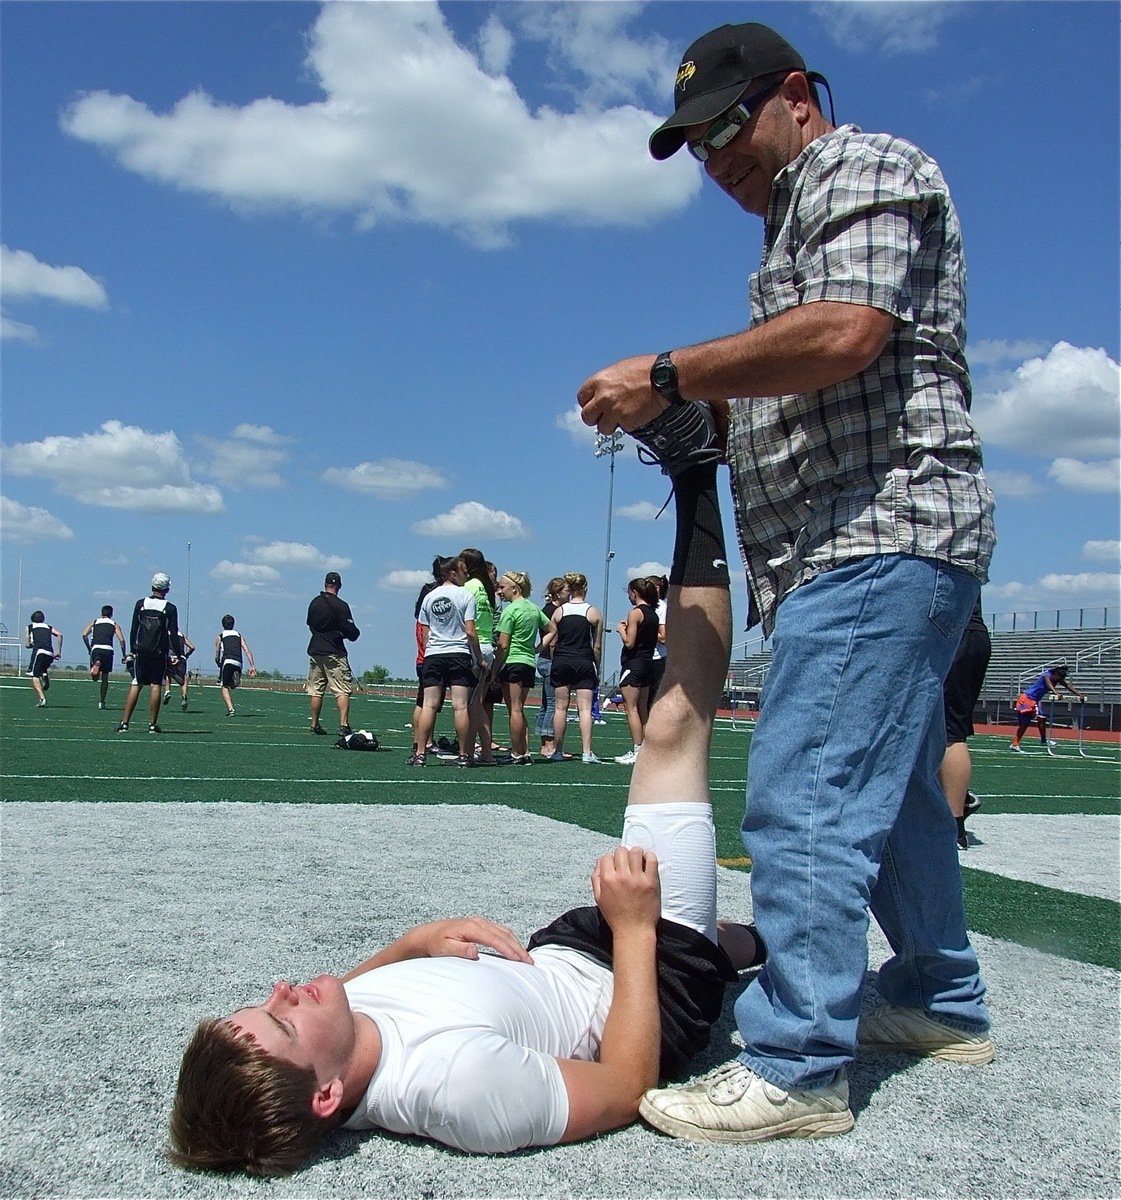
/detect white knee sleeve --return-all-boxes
[622,802,717,944]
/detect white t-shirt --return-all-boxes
[652,598,668,661]
[419,584,476,657]
[341,945,612,1153]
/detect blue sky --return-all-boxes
[2,1,1118,678]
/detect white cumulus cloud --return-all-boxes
[811,1,954,54]
[0,495,75,543]
[1083,540,1120,564]
[969,338,1050,369]
[1,315,39,343]
[322,458,448,499]
[412,500,529,540]
[59,2,698,248]
[1047,457,1120,494]
[624,560,670,581]
[245,541,351,571]
[381,569,434,591]
[972,342,1120,460]
[210,560,282,585]
[556,407,598,446]
[983,469,1036,501]
[617,500,662,521]
[198,424,291,489]
[1,420,223,514]
[0,245,108,308]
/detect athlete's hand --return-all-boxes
[578,354,665,434]
[592,846,661,935]
[399,917,533,963]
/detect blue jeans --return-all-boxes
[735,555,989,1090]
[535,654,554,739]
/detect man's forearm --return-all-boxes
[673,301,893,402]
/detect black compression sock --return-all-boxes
[669,462,730,588]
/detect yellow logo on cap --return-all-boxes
[675,60,696,91]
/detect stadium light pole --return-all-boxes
[184,541,191,637]
[593,431,625,689]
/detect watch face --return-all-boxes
[651,357,677,392]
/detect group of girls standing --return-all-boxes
[410,553,665,767]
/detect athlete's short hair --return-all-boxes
[101,605,114,617]
[221,614,235,630]
[30,610,44,623]
[168,1018,327,1178]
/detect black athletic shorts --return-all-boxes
[132,651,165,687]
[90,648,114,676]
[220,662,242,690]
[420,653,477,691]
[529,906,739,1079]
[550,659,598,690]
[943,626,992,744]
[415,662,445,710]
[30,650,53,678]
[498,661,536,689]
[618,655,655,689]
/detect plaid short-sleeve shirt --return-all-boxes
[726,125,996,635]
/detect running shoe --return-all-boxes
[631,400,724,478]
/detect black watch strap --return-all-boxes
[650,351,685,405]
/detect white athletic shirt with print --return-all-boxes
[419,584,477,657]
[341,945,612,1152]
[652,598,667,661]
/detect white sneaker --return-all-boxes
[858,1003,994,1064]
[582,753,603,764]
[639,1062,853,1144]
[37,698,47,708]
[594,718,607,725]
[614,746,640,765]
[98,701,106,710]
[1009,742,1024,753]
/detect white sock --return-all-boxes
[622,802,717,943]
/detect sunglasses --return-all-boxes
[686,80,786,162]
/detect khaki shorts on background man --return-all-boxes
[307,654,354,697]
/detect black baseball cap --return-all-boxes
[324,571,342,587]
[649,23,808,160]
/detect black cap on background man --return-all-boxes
[649,23,816,160]
[324,571,342,589]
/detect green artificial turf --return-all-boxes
[3,677,1118,968]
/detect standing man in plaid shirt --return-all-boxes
[579,22,996,1143]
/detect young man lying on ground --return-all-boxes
[168,447,756,1175]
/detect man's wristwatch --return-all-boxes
[650,351,686,405]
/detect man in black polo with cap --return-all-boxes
[306,571,360,737]
[579,22,996,1144]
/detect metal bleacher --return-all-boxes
[727,620,1121,730]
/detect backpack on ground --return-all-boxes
[335,730,380,751]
